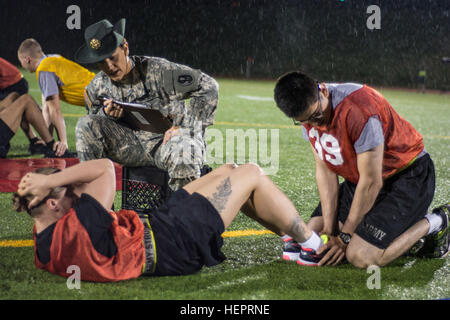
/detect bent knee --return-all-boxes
[217,163,238,173]
[240,163,264,176]
[232,163,265,184]
[75,116,90,135]
[76,115,94,127]
[346,247,370,269]
[16,93,35,106]
[75,115,103,132]
[6,92,20,101]
[346,242,383,269]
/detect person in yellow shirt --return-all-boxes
[17,38,94,156]
[418,68,427,94]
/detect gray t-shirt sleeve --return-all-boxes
[354,116,384,153]
[302,126,309,141]
[38,71,62,100]
[301,116,383,153]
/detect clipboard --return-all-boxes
[99,97,172,134]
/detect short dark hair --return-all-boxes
[12,167,62,216]
[274,71,318,118]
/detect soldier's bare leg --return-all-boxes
[0,93,53,143]
[183,163,312,241]
[0,92,20,110]
[1,93,41,142]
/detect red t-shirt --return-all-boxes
[303,84,424,184]
[33,194,145,282]
[0,57,22,89]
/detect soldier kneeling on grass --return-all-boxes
[14,159,326,281]
[74,18,219,191]
[273,71,449,267]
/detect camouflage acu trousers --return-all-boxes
[75,115,205,190]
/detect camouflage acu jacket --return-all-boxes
[84,55,219,132]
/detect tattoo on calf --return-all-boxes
[288,215,307,243]
[206,177,232,213]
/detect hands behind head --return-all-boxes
[17,173,51,209]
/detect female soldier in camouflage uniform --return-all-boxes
[74,19,219,190]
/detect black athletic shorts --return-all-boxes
[311,154,435,249]
[148,188,226,276]
[0,118,14,158]
[0,78,29,100]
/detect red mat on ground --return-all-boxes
[0,158,123,192]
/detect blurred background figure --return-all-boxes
[0,57,47,155]
[418,68,427,94]
[17,38,91,157]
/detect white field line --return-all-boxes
[236,95,274,102]
[205,274,266,291]
[382,258,450,300]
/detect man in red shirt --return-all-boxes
[0,92,65,158]
[0,57,51,154]
[274,71,449,268]
[0,57,27,96]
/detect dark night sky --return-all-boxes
[1,0,449,88]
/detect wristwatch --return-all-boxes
[339,232,352,245]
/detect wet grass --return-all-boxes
[1,75,449,300]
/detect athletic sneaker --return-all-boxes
[404,237,425,256]
[415,204,449,258]
[282,238,302,261]
[44,148,78,158]
[297,247,324,266]
[28,140,48,155]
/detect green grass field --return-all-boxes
[0,71,449,300]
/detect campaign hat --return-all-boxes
[74,18,126,64]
